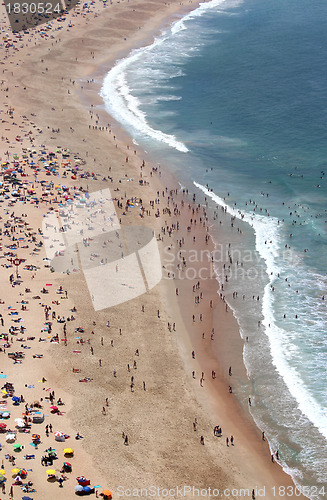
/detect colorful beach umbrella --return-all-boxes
[76,476,86,483]
[54,431,65,441]
[101,490,112,499]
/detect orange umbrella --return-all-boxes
[101,490,112,499]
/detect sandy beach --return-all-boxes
[0,0,308,499]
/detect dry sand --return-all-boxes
[0,0,307,499]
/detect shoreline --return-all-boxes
[82,2,305,492]
[0,0,312,498]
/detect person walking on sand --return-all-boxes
[124,435,129,445]
[226,437,229,447]
[99,359,102,367]
[200,436,204,445]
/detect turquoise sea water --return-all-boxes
[101,0,327,495]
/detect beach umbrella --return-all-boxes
[50,405,58,412]
[32,433,40,440]
[0,423,7,429]
[101,490,112,499]
[0,469,5,475]
[1,412,10,418]
[15,418,25,428]
[83,486,92,493]
[75,484,83,492]
[19,468,27,476]
[76,476,86,483]
[13,443,22,450]
[6,433,15,442]
[54,431,65,441]
[0,473,5,483]
[11,468,20,475]
[11,396,19,402]
[63,448,73,455]
[46,469,56,476]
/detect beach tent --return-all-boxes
[75,484,83,492]
[32,412,44,423]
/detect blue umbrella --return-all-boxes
[12,396,20,402]
[82,486,91,493]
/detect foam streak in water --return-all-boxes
[100,0,233,153]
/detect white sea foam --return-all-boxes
[171,0,231,35]
[100,0,238,153]
[194,181,327,442]
[101,54,188,153]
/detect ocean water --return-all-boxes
[100,0,327,495]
